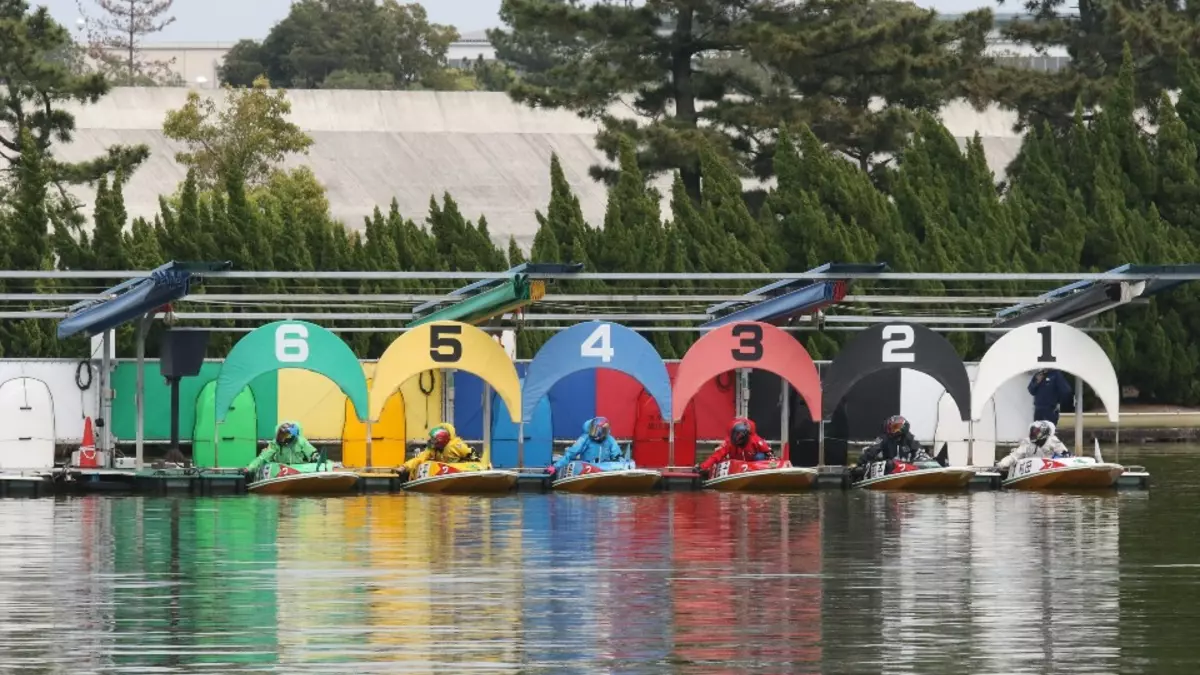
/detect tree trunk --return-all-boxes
[672,7,701,202]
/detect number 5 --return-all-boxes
[581,323,615,362]
[429,324,463,363]
[881,325,915,363]
[275,324,309,363]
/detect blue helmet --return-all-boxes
[589,417,611,442]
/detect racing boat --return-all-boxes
[402,460,519,494]
[552,459,661,494]
[702,458,818,492]
[852,459,974,491]
[1001,440,1128,490]
[247,459,360,495]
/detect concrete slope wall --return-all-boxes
[54,89,1023,250]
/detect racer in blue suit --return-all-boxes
[547,417,624,476]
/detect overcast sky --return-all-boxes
[37,0,999,43]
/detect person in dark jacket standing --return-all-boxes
[1028,369,1073,426]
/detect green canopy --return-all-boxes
[214,320,368,423]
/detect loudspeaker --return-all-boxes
[160,330,209,379]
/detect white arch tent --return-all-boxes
[972,321,1120,427]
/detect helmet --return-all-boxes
[430,426,451,451]
[885,415,909,439]
[731,421,751,446]
[1029,421,1052,446]
[275,422,298,445]
[589,417,611,442]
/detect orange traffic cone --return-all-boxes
[77,417,98,468]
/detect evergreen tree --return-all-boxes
[988,3,1200,129]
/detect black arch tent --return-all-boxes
[821,323,972,422]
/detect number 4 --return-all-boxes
[581,323,615,363]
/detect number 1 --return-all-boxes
[581,323,615,362]
[1037,325,1056,363]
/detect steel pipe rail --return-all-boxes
[6,270,1200,281]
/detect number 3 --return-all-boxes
[429,324,463,363]
[581,323,615,362]
[881,325,915,363]
[275,324,309,363]
[731,324,763,362]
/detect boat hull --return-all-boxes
[553,468,661,494]
[248,471,359,495]
[702,459,817,492]
[403,461,518,494]
[854,466,975,491]
[1003,460,1125,490]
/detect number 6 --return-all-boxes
[275,324,310,363]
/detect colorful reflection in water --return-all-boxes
[0,449,1194,673]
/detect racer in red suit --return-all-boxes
[695,417,774,475]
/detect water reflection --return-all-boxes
[0,452,1191,672]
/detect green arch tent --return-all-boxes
[193,381,258,468]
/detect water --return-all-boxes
[0,447,1196,673]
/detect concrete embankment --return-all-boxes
[54,89,1025,249]
[1057,410,1200,443]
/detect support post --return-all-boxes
[169,377,181,459]
[365,420,374,469]
[517,420,525,468]
[780,378,790,462]
[968,419,976,467]
[668,418,676,468]
[135,314,152,471]
[736,369,749,418]
[100,329,113,462]
[444,371,455,425]
[482,382,492,467]
[1074,375,1084,455]
[817,419,825,468]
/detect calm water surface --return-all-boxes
[0,446,1196,673]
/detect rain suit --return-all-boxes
[552,418,625,472]
[996,422,1070,472]
[1028,370,1072,425]
[247,421,319,472]
[699,418,774,472]
[855,429,932,468]
[403,423,475,473]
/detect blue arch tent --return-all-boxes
[521,321,672,424]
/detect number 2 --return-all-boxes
[731,324,763,362]
[275,324,309,363]
[581,323,615,362]
[429,324,463,363]
[881,325,915,363]
[1037,325,1056,363]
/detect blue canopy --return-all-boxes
[521,320,671,423]
[56,261,229,339]
[702,263,885,328]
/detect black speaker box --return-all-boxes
[160,330,209,378]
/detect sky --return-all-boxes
[37,0,1000,44]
